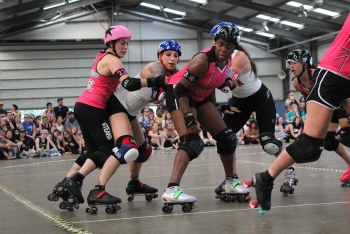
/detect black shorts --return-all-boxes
[106,95,136,121]
[307,68,350,110]
[330,109,348,123]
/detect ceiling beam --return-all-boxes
[0,0,106,29]
[141,0,309,41]
[0,0,62,16]
[323,0,350,12]
[216,0,342,31]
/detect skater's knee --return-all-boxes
[213,128,237,155]
[75,152,88,167]
[88,151,109,168]
[134,141,154,163]
[324,131,339,151]
[259,132,282,155]
[286,134,324,163]
[179,133,204,161]
[112,135,139,164]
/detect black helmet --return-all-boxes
[210,22,240,45]
[286,49,313,69]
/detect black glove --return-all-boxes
[147,75,166,88]
[215,103,230,113]
[184,112,197,129]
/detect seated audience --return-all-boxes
[244,120,260,144]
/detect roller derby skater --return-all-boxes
[280,166,298,196]
[85,185,121,215]
[248,172,273,215]
[340,167,350,187]
[126,180,158,202]
[162,186,196,213]
[215,176,251,203]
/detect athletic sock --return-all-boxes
[71,172,85,183]
[128,180,140,187]
[261,170,275,185]
[168,183,179,188]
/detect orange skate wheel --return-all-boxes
[249,199,259,208]
[243,179,253,188]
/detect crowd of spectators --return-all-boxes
[0,98,85,160]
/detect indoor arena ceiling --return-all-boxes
[0,0,349,52]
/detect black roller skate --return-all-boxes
[63,178,84,204]
[47,178,80,211]
[248,172,273,215]
[86,185,121,215]
[126,181,158,202]
[280,166,298,197]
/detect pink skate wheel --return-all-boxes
[243,179,253,188]
[249,200,259,208]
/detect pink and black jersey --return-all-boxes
[169,47,231,102]
[76,50,121,109]
[318,14,350,80]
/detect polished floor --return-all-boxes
[1,144,350,234]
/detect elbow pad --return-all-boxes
[121,77,142,91]
[146,75,166,88]
[173,83,189,100]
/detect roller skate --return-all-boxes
[245,172,273,215]
[340,167,350,187]
[280,166,298,197]
[161,186,196,213]
[214,180,226,199]
[215,179,251,203]
[85,185,121,215]
[47,178,80,211]
[63,178,84,204]
[126,181,158,202]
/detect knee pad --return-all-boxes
[213,128,237,155]
[259,132,282,155]
[339,127,350,148]
[324,131,339,151]
[75,152,88,167]
[179,133,205,161]
[112,135,139,164]
[286,134,324,164]
[87,151,110,169]
[135,141,154,163]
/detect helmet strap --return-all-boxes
[296,64,306,79]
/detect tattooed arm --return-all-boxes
[140,61,166,78]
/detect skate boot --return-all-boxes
[340,167,350,187]
[220,179,251,203]
[126,181,158,202]
[162,186,196,213]
[47,178,80,211]
[251,172,273,212]
[63,178,84,204]
[85,185,121,215]
[214,180,226,198]
[280,166,298,197]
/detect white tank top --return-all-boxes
[114,72,153,117]
[231,50,262,98]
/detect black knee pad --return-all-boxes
[75,152,88,167]
[98,144,113,156]
[339,127,350,148]
[286,134,325,163]
[259,132,283,155]
[178,133,205,161]
[213,128,237,155]
[88,151,110,169]
[324,131,339,151]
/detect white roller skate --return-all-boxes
[162,186,196,213]
[280,166,298,196]
[218,179,251,203]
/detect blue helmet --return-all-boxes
[286,49,313,69]
[157,40,182,57]
[210,22,240,45]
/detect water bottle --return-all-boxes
[12,146,17,158]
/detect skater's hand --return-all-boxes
[215,104,241,115]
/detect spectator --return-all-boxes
[0,101,6,115]
[275,116,287,142]
[0,134,15,160]
[71,126,84,153]
[41,116,52,132]
[4,130,21,157]
[286,104,299,125]
[200,128,217,146]
[287,92,299,109]
[6,111,14,124]
[236,128,245,145]
[53,98,69,124]
[13,115,24,137]
[161,111,172,130]
[34,116,42,139]
[53,116,64,134]
[0,116,14,137]
[29,114,35,122]
[153,108,165,129]
[139,107,151,130]
[299,100,306,124]
[286,116,303,142]
[34,129,59,157]
[62,129,79,154]
[9,104,21,120]
[148,122,165,149]
[244,120,260,144]
[158,101,167,114]
[43,102,55,125]
[16,128,35,157]
[51,129,65,155]
[163,122,179,149]
[64,111,80,130]
[22,114,36,141]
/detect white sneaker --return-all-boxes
[162,186,196,203]
[225,179,250,194]
[51,153,58,156]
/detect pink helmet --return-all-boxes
[104,25,132,46]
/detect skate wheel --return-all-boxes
[59,202,66,210]
[145,195,153,202]
[52,194,59,201]
[294,179,298,185]
[231,195,237,202]
[153,194,159,199]
[68,207,74,212]
[282,192,289,197]
[249,200,259,208]
[127,195,134,202]
[85,207,91,214]
[259,208,266,215]
[237,195,244,203]
[243,179,253,188]
[47,194,53,201]
[224,195,231,203]
[106,205,115,214]
[73,203,80,209]
[289,187,294,194]
[182,204,191,213]
[162,205,171,213]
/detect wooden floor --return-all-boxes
[1,144,350,234]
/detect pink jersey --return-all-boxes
[318,14,350,79]
[76,50,121,109]
[168,47,231,102]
